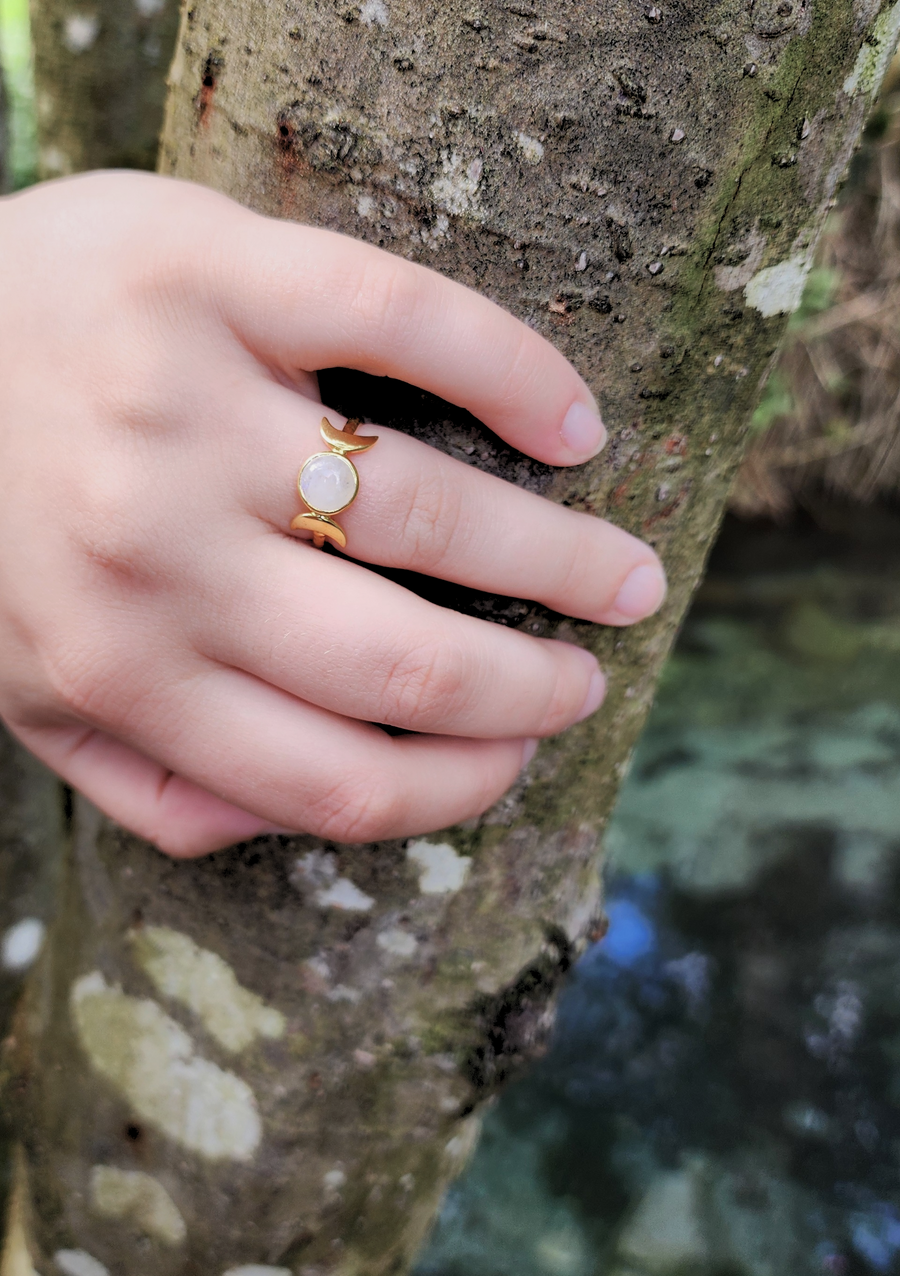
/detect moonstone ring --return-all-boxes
[291,417,378,549]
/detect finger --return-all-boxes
[236,382,666,626]
[355,431,668,625]
[10,723,293,858]
[18,662,535,853]
[196,537,605,739]
[214,206,607,466]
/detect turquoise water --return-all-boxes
[417,506,900,1276]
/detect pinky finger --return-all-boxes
[10,724,291,858]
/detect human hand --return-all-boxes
[0,171,665,857]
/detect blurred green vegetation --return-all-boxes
[0,0,35,188]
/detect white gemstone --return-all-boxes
[298,452,358,514]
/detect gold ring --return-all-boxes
[291,416,378,549]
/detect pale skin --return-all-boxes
[0,170,666,858]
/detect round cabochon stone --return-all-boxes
[299,452,359,514]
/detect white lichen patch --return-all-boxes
[315,878,375,911]
[357,193,376,218]
[2,1189,37,1276]
[326,984,363,1003]
[54,1253,109,1276]
[714,225,767,293]
[515,132,545,164]
[431,151,482,217]
[844,0,900,95]
[129,926,285,1053]
[291,851,374,911]
[359,0,388,23]
[301,954,331,994]
[420,212,451,247]
[90,1165,186,1246]
[71,972,261,1161]
[62,14,99,52]
[744,253,812,317]
[1,918,45,971]
[290,849,335,889]
[323,1168,347,1191]
[444,1115,481,1166]
[376,928,418,957]
[406,840,471,895]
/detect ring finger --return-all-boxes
[235,381,666,628]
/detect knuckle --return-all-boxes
[46,642,121,723]
[46,629,159,730]
[117,222,207,326]
[493,322,543,414]
[90,335,190,440]
[67,468,163,591]
[306,774,404,844]
[344,255,421,352]
[376,638,469,730]
[395,468,464,570]
[538,657,583,734]
[554,529,595,606]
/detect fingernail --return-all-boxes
[612,562,667,620]
[561,401,607,459]
[576,668,607,722]
[521,738,539,767]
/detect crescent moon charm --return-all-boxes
[290,512,347,549]
[292,417,378,548]
[319,416,379,455]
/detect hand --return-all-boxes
[0,171,666,857]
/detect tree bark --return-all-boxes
[29,0,179,176]
[12,0,898,1273]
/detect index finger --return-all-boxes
[215,210,607,467]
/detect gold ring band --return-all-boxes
[291,416,378,549]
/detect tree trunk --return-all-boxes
[29,0,179,176]
[12,1,897,1273]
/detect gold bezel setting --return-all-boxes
[291,417,378,548]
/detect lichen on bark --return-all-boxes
[11,0,899,1272]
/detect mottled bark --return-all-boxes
[12,1,898,1273]
[29,0,178,176]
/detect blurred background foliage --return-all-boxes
[733,58,900,518]
[0,0,34,190]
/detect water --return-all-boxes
[417,504,900,1276]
